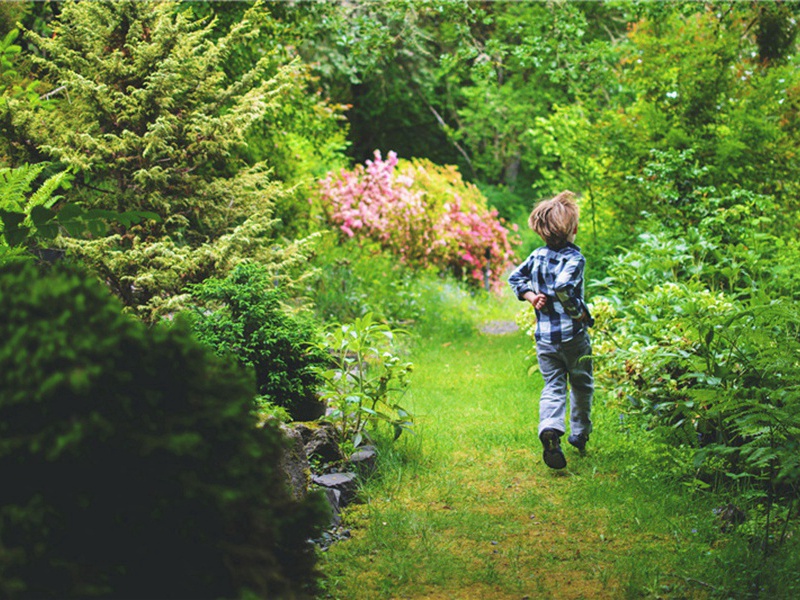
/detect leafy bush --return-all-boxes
[188,263,329,422]
[0,163,159,267]
[6,2,342,318]
[315,313,413,452]
[308,235,429,327]
[0,262,328,599]
[583,215,800,552]
[317,151,519,290]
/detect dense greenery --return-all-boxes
[189,263,328,422]
[0,261,327,599]
[1,0,800,597]
[2,1,342,320]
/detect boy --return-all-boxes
[508,191,594,470]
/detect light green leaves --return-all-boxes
[315,312,414,452]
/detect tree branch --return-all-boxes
[423,100,475,177]
[39,85,68,101]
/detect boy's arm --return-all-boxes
[519,291,547,309]
[553,256,593,323]
[508,257,535,300]
[554,285,589,321]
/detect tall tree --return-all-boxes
[293,1,626,195]
[3,1,341,319]
[536,1,800,243]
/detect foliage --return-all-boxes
[0,24,45,116]
[0,260,328,599]
[581,211,800,551]
[60,216,320,323]
[0,163,161,267]
[289,0,464,169]
[2,1,342,317]
[307,233,496,342]
[537,3,800,242]
[0,163,70,261]
[315,313,413,452]
[308,234,430,327]
[0,28,20,81]
[176,0,351,237]
[317,150,519,290]
[188,262,328,422]
[296,1,627,195]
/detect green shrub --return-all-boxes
[0,262,328,599]
[315,313,413,452]
[308,236,428,327]
[188,263,329,422]
[583,216,800,554]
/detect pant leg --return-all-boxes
[536,340,568,437]
[565,332,594,437]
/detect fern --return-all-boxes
[0,163,47,211]
[27,170,72,211]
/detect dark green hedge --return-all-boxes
[189,263,328,422]
[0,262,328,599]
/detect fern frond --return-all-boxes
[28,170,73,211]
[0,163,47,211]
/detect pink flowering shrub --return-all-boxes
[318,151,519,290]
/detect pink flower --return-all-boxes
[317,150,521,289]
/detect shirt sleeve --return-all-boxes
[508,256,535,300]
[553,256,587,320]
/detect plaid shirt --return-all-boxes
[508,242,593,344]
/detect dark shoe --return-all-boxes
[540,429,567,470]
[568,432,589,456]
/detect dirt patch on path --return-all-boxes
[479,320,519,335]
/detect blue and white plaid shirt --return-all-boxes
[508,242,593,344]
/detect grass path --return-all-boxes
[319,299,716,599]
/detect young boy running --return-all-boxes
[508,191,594,470]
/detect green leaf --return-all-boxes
[3,225,29,246]
[0,209,28,246]
[0,209,24,230]
[30,205,56,227]
[58,203,85,221]
[87,218,108,237]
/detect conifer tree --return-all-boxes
[4,1,332,319]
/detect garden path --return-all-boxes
[321,309,705,599]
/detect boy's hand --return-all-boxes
[523,291,548,310]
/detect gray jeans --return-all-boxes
[536,331,594,438]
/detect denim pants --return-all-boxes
[536,331,593,438]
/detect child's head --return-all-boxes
[528,190,580,249]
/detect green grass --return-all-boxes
[318,290,800,600]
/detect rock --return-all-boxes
[312,472,359,507]
[321,487,342,527]
[315,526,351,552]
[293,421,344,466]
[347,445,378,477]
[278,424,311,500]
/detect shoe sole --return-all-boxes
[541,433,567,470]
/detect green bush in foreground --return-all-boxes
[0,262,328,599]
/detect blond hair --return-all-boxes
[528,190,580,249]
